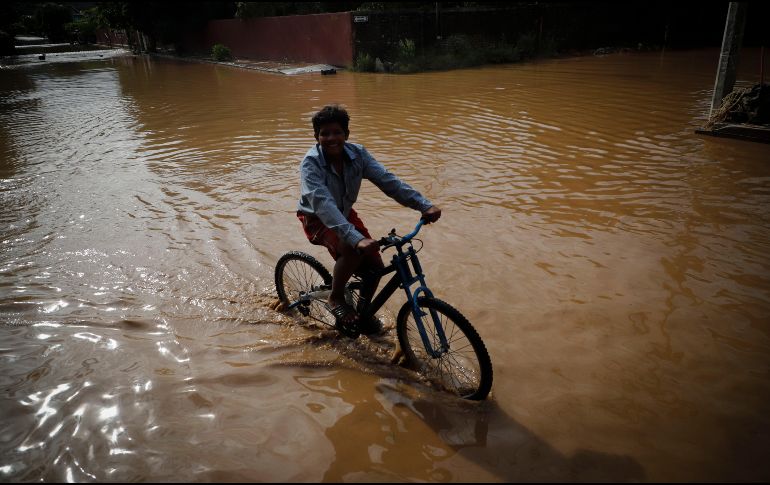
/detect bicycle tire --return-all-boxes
[275,251,334,328]
[396,297,493,400]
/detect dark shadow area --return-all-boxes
[310,369,646,482]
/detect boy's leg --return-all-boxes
[332,243,384,332]
[329,239,363,323]
[354,262,384,335]
[297,209,382,328]
[345,208,384,314]
[297,211,354,319]
[355,257,384,313]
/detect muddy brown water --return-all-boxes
[1,48,769,482]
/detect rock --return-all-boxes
[375,57,385,73]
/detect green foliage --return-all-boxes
[0,2,23,34]
[396,38,416,61]
[484,43,521,64]
[445,34,473,57]
[65,7,100,44]
[515,32,539,59]
[0,30,14,56]
[355,2,384,10]
[353,51,376,72]
[394,61,418,73]
[236,1,366,17]
[35,3,72,43]
[387,30,559,74]
[211,43,232,61]
[393,38,419,73]
[92,2,235,50]
[356,2,434,11]
[96,2,131,30]
[236,2,321,18]
[537,33,558,57]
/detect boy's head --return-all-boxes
[312,105,350,140]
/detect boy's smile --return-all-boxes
[316,122,347,159]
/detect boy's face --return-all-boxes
[316,122,347,158]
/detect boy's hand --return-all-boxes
[421,206,442,224]
[355,238,379,254]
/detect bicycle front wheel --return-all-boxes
[275,251,334,328]
[396,297,493,400]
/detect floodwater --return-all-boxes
[1,48,769,482]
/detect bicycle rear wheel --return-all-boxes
[275,251,334,328]
[396,297,492,400]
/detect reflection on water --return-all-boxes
[1,49,769,481]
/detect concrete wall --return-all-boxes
[191,12,354,66]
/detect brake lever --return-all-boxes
[378,233,399,252]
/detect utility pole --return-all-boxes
[709,2,748,118]
[435,2,441,40]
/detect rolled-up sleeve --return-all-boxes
[360,147,433,213]
[299,157,365,248]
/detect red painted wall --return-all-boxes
[198,12,353,67]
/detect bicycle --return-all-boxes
[274,219,493,401]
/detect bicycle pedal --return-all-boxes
[335,320,360,339]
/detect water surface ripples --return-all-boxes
[1,49,769,482]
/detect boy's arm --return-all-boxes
[360,147,434,214]
[300,158,366,248]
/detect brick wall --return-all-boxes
[187,12,354,66]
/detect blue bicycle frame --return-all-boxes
[356,220,450,358]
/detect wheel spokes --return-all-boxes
[280,259,334,328]
[404,310,482,397]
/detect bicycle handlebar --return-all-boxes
[377,219,425,251]
[402,219,425,242]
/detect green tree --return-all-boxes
[94,2,236,51]
[0,2,24,54]
[236,2,321,18]
[235,2,363,18]
[65,6,101,44]
[34,3,72,43]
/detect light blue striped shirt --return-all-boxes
[297,142,433,248]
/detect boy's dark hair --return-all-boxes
[312,105,350,138]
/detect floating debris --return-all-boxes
[706,83,770,128]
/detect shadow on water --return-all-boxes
[302,359,647,482]
[255,310,647,481]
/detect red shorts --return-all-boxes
[297,208,384,270]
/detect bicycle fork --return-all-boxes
[395,246,450,358]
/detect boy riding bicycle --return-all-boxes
[296,105,441,335]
